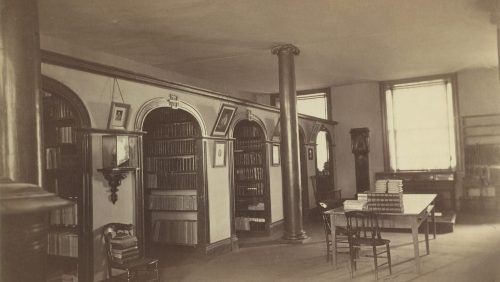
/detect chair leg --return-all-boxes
[349,246,355,278]
[127,270,132,282]
[386,243,392,275]
[155,262,160,282]
[326,240,331,262]
[373,246,378,280]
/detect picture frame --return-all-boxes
[212,104,237,136]
[213,141,226,167]
[107,102,131,130]
[308,148,314,160]
[272,144,280,166]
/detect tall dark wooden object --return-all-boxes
[0,1,71,281]
[272,44,308,242]
[350,128,370,193]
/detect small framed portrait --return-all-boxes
[107,102,131,130]
[308,148,314,160]
[213,141,226,167]
[272,144,280,166]
[212,104,237,136]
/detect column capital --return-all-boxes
[271,44,300,56]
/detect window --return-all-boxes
[271,89,330,120]
[316,130,329,173]
[382,76,457,171]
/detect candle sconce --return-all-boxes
[98,134,139,204]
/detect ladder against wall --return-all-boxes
[233,120,271,235]
[142,108,205,251]
[462,113,500,212]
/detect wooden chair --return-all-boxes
[310,175,343,209]
[318,202,349,264]
[103,223,160,282]
[344,211,391,280]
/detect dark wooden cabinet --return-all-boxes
[233,120,270,235]
[461,114,500,211]
[143,108,204,247]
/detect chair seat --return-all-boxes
[111,257,159,270]
[350,237,390,247]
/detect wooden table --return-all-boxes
[325,194,437,273]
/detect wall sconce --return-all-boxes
[98,134,138,204]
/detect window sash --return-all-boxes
[385,79,456,171]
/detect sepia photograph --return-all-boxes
[2,1,500,281]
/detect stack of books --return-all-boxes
[365,192,404,213]
[375,180,388,193]
[387,179,404,193]
[109,233,139,264]
[343,200,367,211]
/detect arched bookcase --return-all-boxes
[41,76,93,282]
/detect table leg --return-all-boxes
[411,221,421,274]
[424,217,430,255]
[330,213,337,269]
[431,207,436,239]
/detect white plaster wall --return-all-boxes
[457,68,500,116]
[206,139,231,243]
[330,82,385,199]
[268,143,284,223]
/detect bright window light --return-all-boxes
[385,79,456,171]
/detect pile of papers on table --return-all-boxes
[343,199,367,211]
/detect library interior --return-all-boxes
[2,1,500,281]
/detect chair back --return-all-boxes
[345,211,382,242]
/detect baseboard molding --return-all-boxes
[204,237,233,256]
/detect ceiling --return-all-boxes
[38,0,498,94]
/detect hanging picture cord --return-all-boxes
[111,78,125,103]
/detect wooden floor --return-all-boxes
[102,210,500,282]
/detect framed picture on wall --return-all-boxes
[107,102,131,130]
[272,144,280,166]
[212,104,237,136]
[213,141,226,167]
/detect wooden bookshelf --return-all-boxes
[42,91,83,282]
[143,108,203,247]
[233,120,270,234]
[462,114,500,211]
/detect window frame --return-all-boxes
[379,73,462,172]
[270,88,332,120]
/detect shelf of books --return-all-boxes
[143,108,202,247]
[43,91,83,282]
[233,120,270,234]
